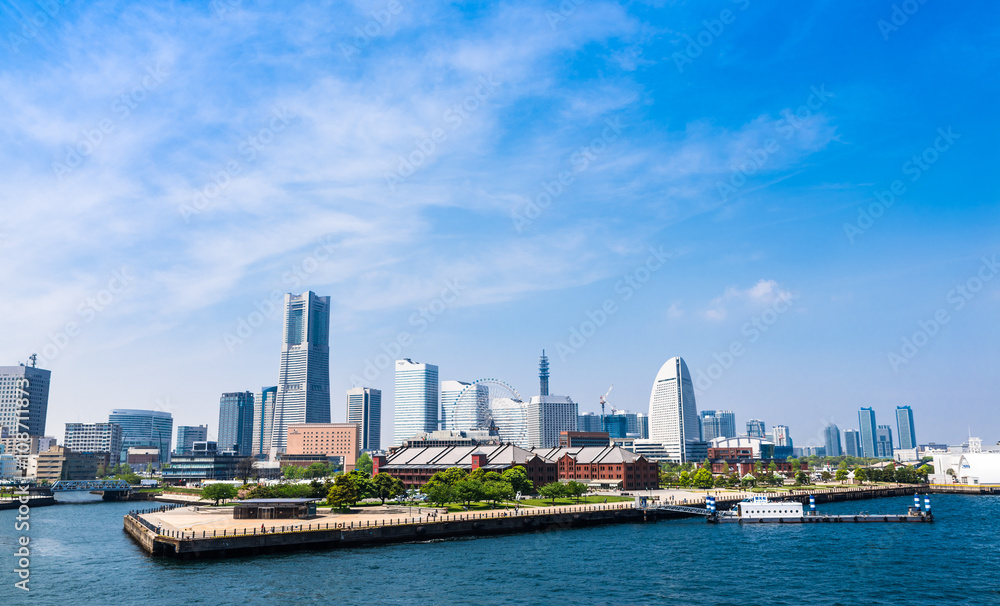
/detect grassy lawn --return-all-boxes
[163,487,204,495]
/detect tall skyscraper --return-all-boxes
[393,359,439,445]
[823,424,843,457]
[440,380,472,430]
[0,362,51,439]
[648,356,701,463]
[64,422,123,466]
[218,391,255,456]
[895,405,917,450]
[538,350,549,396]
[858,407,877,458]
[876,425,894,458]
[251,386,277,457]
[746,418,766,438]
[175,425,208,455]
[272,292,331,451]
[108,409,173,464]
[528,395,578,448]
[699,410,736,441]
[773,425,792,447]
[577,412,602,433]
[347,387,381,452]
[844,429,862,457]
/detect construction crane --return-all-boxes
[599,385,613,433]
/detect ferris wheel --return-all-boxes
[452,379,527,447]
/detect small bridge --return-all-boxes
[644,505,713,516]
[50,479,132,492]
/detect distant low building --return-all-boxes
[400,429,500,449]
[533,446,659,491]
[286,423,359,472]
[0,454,18,479]
[161,442,242,485]
[35,446,99,481]
[709,437,775,460]
[127,448,160,470]
[559,431,611,448]
[375,444,557,489]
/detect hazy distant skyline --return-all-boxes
[1,2,997,449]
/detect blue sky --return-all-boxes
[1,0,997,450]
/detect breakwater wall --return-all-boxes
[124,486,926,559]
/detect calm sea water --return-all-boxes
[1,494,998,605]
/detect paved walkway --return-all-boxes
[139,500,637,538]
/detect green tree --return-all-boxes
[454,478,485,506]
[678,471,692,487]
[347,470,375,500]
[883,463,896,483]
[483,480,515,506]
[96,464,107,479]
[767,461,778,474]
[794,471,809,485]
[837,460,849,471]
[835,469,849,482]
[564,481,587,502]
[820,471,833,482]
[720,461,730,475]
[203,483,238,505]
[660,472,679,486]
[282,465,306,480]
[327,474,359,509]
[538,482,566,504]
[501,467,534,496]
[424,482,455,506]
[692,468,714,489]
[372,473,405,505]
[895,466,918,484]
[303,462,334,479]
[754,461,763,475]
[122,472,141,486]
[356,452,374,477]
[854,468,869,483]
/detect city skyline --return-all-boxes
[1,3,996,450]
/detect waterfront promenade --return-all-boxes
[126,485,923,558]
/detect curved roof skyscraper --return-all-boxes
[648,356,701,462]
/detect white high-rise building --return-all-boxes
[347,387,381,452]
[441,381,490,431]
[393,359,439,446]
[64,422,124,466]
[0,363,51,439]
[272,292,331,451]
[648,356,701,463]
[527,395,578,448]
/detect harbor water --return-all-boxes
[1,494,998,604]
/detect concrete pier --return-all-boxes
[124,485,930,559]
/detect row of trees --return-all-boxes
[421,467,534,507]
[327,471,407,509]
[97,463,142,486]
